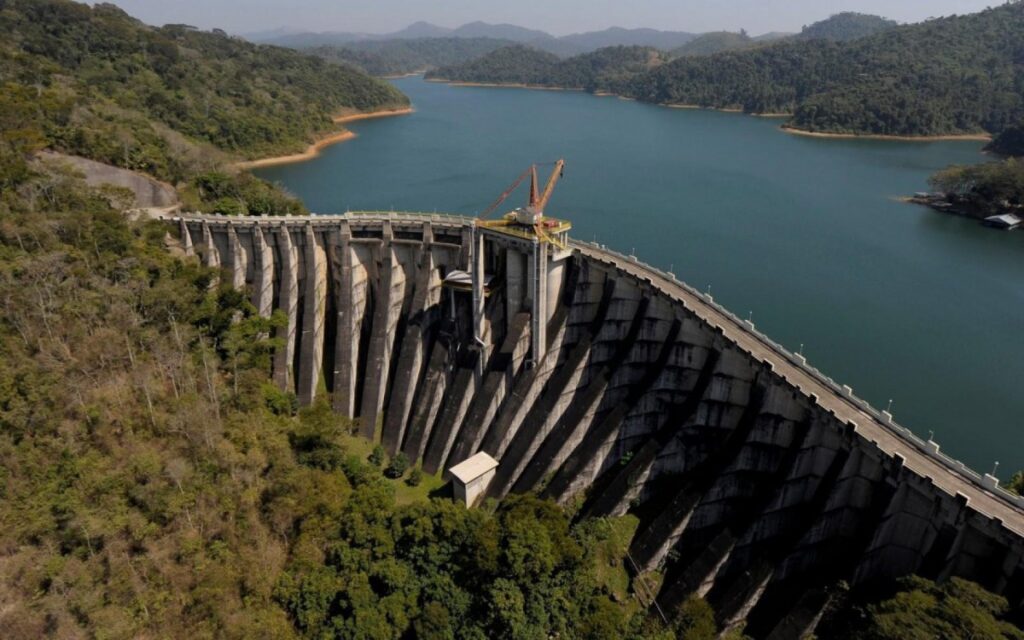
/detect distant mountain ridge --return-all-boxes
[559,27,697,52]
[427,5,1024,139]
[257,13,900,77]
[250,21,767,56]
[310,37,517,77]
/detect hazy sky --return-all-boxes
[109,0,1001,36]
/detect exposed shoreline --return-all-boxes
[426,78,585,92]
[382,71,427,79]
[427,78,994,141]
[333,107,414,125]
[235,107,414,170]
[665,103,743,114]
[234,81,990,172]
[781,126,992,142]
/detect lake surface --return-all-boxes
[257,76,1024,474]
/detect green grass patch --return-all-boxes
[339,432,449,506]
[589,515,641,604]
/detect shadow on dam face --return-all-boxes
[172,212,1024,638]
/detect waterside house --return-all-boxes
[983,213,1022,230]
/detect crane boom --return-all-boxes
[528,165,540,209]
[480,167,532,219]
[536,159,565,213]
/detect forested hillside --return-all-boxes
[0,0,408,215]
[988,121,1024,157]
[670,31,755,57]
[428,45,667,91]
[634,2,1024,135]
[795,12,898,41]
[431,3,1024,138]
[926,159,1024,219]
[559,27,697,52]
[308,37,515,77]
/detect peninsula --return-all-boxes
[234,107,415,169]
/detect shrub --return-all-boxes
[368,445,385,467]
[385,452,410,479]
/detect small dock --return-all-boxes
[983,213,1022,230]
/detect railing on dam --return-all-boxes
[160,210,1024,521]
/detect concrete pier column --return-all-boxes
[445,312,532,470]
[849,481,930,584]
[226,224,246,290]
[180,220,194,257]
[506,248,527,324]
[359,221,399,438]
[471,224,487,359]
[401,335,452,463]
[272,225,299,393]
[546,256,566,324]
[251,225,275,318]
[528,239,549,364]
[201,221,220,271]
[332,221,357,416]
[578,349,724,517]
[422,352,481,475]
[297,224,328,406]
[382,225,437,454]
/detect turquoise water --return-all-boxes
[257,77,1024,474]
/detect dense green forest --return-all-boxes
[927,159,1024,218]
[670,31,756,57]
[821,577,1024,639]
[428,46,564,85]
[0,0,408,215]
[431,3,1024,138]
[988,121,1024,157]
[795,12,898,41]
[428,45,667,91]
[308,37,516,77]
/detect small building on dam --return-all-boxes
[161,207,1024,638]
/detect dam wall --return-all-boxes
[166,211,1024,638]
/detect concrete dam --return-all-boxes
[165,210,1024,638]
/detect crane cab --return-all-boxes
[513,206,543,226]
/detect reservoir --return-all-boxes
[256,76,1024,474]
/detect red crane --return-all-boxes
[478,160,567,247]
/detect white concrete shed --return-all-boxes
[449,452,499,507]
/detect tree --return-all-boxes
[1007,471,1024,496]
[928,159,1024,217]
[988,121,1024,157]
[369,444,386,467]
[385,452,410,479]
[674,596,718,640]
[829,576,1024,640]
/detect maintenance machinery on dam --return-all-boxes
[161,162,1024,638]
